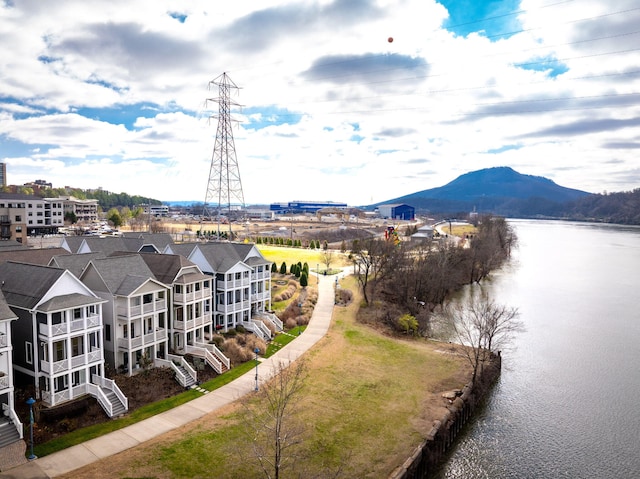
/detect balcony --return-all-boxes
[40,348,102,374]
[117,298,167,319]
[172,316,209,331]
[116,328,168,350]
[39,313,101,338]
[173,287,212,304]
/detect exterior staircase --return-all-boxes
[174,364,197,388]
[104,390,127,417]
[0,417,20,449]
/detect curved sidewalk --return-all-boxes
[1,273,336,479]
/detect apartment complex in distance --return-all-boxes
[0,193,64,243]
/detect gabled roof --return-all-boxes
[61,236,86,254]
[197,242,269,273]
[0,290,17,322]
[84,255,159,296]
[0,240,28,251]
[137,252,203,285]
[164,243,198,257]
[81,237,142,255]
[121,233,174,250]
[49,252,107,278]
[0,261,66,309]
[39,292,106,312]
[0,247,69,266]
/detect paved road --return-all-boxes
[1,273,337,479]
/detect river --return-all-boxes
[434,219,640,479]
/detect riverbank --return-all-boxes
[40,276,473,478]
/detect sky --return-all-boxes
[1,0,639,206]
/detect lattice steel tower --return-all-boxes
[202,72,245,238]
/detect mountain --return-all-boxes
[374,167,593,217]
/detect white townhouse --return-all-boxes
[80,255,170,376]
[0,291,22,449]
[0,262,127,418]
[137,253,230,378]
[164,242,279,339]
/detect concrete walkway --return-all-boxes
[1,274,336,479]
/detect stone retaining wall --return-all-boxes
[390,353,502,479]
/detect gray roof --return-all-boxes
[0,290,17,322]
[39,293,105,312]
[49,252,106,277]
[137,253,199,285]
[0,247,69,266]
[121,233,174,250]
[82,237,141,255]
[62,236,86,254]
[0,261,66,309]
[0,240,28,251]
[86,255,158,295]
[198,242,269,273]
[164,243,198,257]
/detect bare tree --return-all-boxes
[351,238,395,305]
[244,359,307,479]
[443,290,522,384]
[321,249,334,274]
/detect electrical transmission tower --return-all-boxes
[202,72,245,239]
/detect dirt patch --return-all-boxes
[14,362,221,446]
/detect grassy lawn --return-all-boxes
[257,245,352,270]
[63,276,471,479]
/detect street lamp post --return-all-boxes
[254,348,260,391]
[316,263,319,284]
[26,397,36,460]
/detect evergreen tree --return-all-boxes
[300,271,308,287]
[280,262,287,274]
[271,263,277,273]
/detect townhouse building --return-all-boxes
[0,262,127,417]
[137,253,230,378]
[165,242,279,339]
[0,291,21,448]
[79,255,171,376]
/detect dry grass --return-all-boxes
[59,276,471,479]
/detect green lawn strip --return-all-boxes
[265,327,306,357]
[257,245,351,269]
[33,361,265,457]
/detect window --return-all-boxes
[15,226,22,232]
[71,337,84,356]
[105,324,111,341]
[15,215,21,221]
[235,272,241,280]
[54,341,65,361]
[73,308,82,320]
[175,284,182,294]
[143,293,153,304]
[25,341,33,364]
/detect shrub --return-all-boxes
[285,318,298,329]
[209,335,225,348]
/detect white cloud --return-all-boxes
[1,0,639,205]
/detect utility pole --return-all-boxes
[201,72,245,240]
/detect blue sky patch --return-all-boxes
[242,106,302,130]
[516,56,569,78]
[74,102,164,130]
[168,12,187,23]
[486,144,522,154]
[438,0,521,39]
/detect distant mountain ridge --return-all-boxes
[373,166,593,217]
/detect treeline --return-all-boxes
[351,215,516,334]
[563,188,640,225]
[8,185,161,210]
